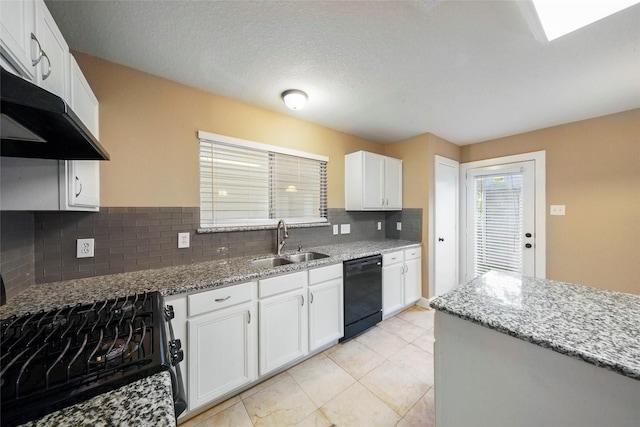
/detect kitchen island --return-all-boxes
[1,239,419,426]
[430,270,640,427]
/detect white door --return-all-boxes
[465,161,536,280]
[434,156,459,297]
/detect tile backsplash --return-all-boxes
[0,212,36,299]
[0,207,421,293]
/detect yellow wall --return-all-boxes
[385,134,461,298]
[461,109,640,294]
[75,53,383,208]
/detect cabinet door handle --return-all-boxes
[30,33,43,66]
[75,177,83,197]
[215,296,231,302]
[247,310,251,324]
[310,292,314,304]
[301,295,304,306]
[40,51,51,80]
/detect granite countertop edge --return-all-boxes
[22,371,175,427]
[1,239,420,318]
[430,272,640,381]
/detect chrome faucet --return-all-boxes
[276,219,288,256]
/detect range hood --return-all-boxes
[1,68,109,160]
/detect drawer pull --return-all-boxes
[215,296,231,302]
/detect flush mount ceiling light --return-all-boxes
[281,89,308,110]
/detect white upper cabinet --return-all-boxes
[345,151,403,211]
[0,0,36,79]
[33,0,69,100]
[65,160,100,209]
[0,157,100,211]
[69,54,99,139]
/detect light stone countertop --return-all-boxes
[20,372,176,427]
[2,239,419,425]
[430,270,640,380]
[0,239,419,318]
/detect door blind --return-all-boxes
[473,172,523,276]
[200,139,327,228]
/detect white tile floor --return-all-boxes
[179,306,435,427]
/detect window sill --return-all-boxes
[197,221,331,234]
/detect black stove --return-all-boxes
[0,292,186,426]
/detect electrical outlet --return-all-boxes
[178,232,190,248]
[377,221,382,230]
[77,238,95,258]
[340,224,351,234]
[550,205,566,216]
[332,225,339,235]
[396,222,402,231]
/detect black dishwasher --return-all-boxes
[341,255,383,341]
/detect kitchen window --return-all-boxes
[199,131,328,229]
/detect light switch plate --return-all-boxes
[396,222,402,231]
[340,224,351,234]
[178,232,190,248]
[550,205,566,216]
[77,238,95,258]
[333,225,339,235]
[377,221,382,230]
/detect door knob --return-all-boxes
[525,233,532,238]
[525,243,532,248]
[438,237,444,242]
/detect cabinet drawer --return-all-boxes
[383,251,404,266]
[259,271,307,299]
[404,247,421,261]
[189,281,255,317]
[309,263,342,285]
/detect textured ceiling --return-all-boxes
[44,0,640,145]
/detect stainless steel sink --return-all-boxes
[249,257,293,268]
[285,252,330,263]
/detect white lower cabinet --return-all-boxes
[177,281,258,412]
[258,271,308,376]
[382,251,405,317]
[403,248,422,305]
[308,264,344,351]
[382,247,422,318]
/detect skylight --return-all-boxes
[532,0,640,41]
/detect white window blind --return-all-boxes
[199,136,327,228]
[473,172,523,277]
